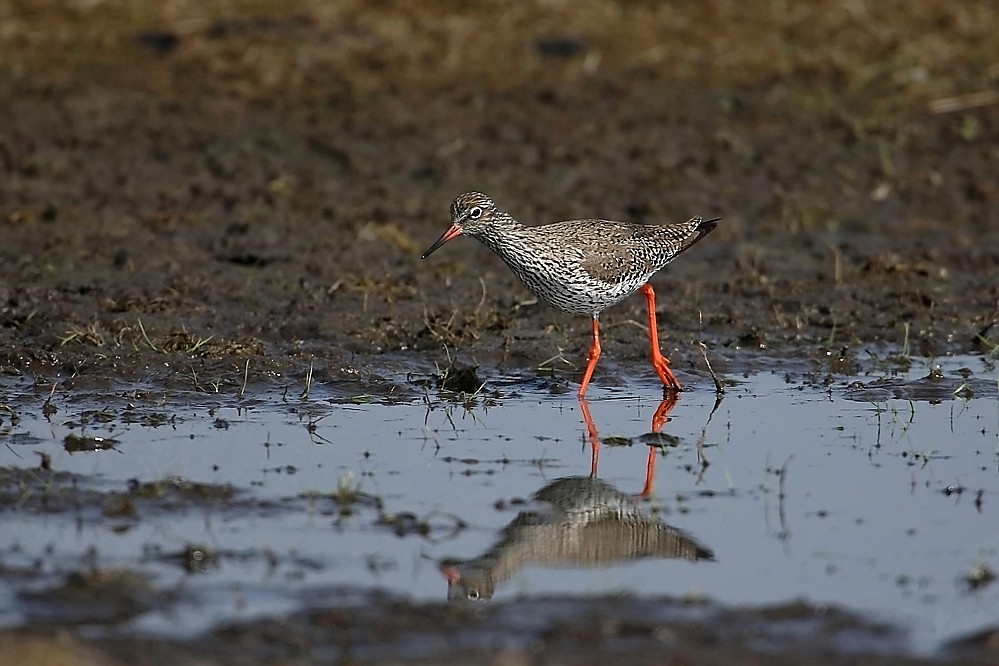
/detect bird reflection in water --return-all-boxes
[440,395,713,602]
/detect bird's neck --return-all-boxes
[471,218,534,267]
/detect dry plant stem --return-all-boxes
[698,342,724,394]
[778,454,794,540]
[239,359,250,398]
[300,361,314,400]
[928,90,999,114]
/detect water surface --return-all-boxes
[1,355,997,654]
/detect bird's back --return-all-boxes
[455,199,719,317]
[482,216,715,315]
[562,216,716,286]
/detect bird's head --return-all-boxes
[421,192,499,259]
[440,561,494,603]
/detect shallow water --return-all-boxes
[1,354,997,654]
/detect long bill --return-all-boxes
[421,224,463,259]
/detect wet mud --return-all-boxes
[2,1,999,663]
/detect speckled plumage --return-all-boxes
[422,192,720,395]
[425,192,717,317]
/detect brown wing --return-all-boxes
[573,220,678,285]
[580,244,655,285]
[533,216,717,286]
[546,219,648,285]
[580,217,718,284]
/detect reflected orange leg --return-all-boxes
[641,448,657,497]
[651,393,679,433]
[643,395,680,496]
[583,395,680,494]
[577,315,601,398]
[578,398,600,477]
[640,284,681,392]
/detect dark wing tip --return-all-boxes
[669,216,721,260]
[698,217,722,234]
[687,216,720,246]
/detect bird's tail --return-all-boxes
[675,216,721,256]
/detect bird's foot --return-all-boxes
[651,354,682,393]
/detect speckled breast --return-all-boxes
[503,252,651,317]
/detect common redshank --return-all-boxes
[421,192,719,397]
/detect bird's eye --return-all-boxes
[467,590,480,600]
[468,206,482,220]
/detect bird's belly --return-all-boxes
[510,260,645,316]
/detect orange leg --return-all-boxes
[651,394,679,433]
[577,315,602,398]
[640,283,682,392]
[640,447,657,497]
[643,395,680,496]
[578,398,601,477]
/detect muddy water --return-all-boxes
[2,355,997,657]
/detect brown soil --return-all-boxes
[1,1,998,662]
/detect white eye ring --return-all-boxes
[467,589,480,600]
[468,206,482,219]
